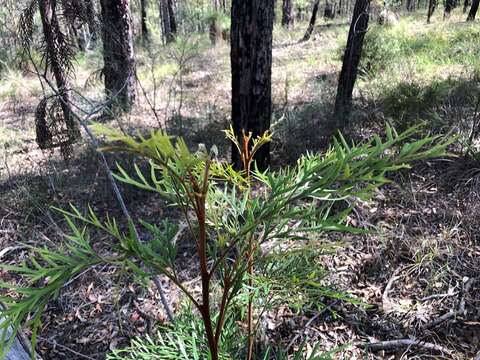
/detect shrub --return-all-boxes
[0,125,450,359]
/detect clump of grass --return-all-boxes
[0,68,42,102]
[361,19,480,77]
[379,76,480,130]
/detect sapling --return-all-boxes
[0,125,451,359]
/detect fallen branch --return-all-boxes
[422,277,476,330]
[0,246,25,260]
[363,339,454,355]
[418,292,457,302]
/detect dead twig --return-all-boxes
[37,336,95,360]
[285,301,339,352]
[362,339,455,356]
[418,291,457,302]
[422,277,476,330]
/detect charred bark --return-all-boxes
[444,0,455,18]
[159,0,174,43]
[140,0,149,42]
[302,0,320,41]
[427,0,437,22]
[467,0,479,19]
[168,0,177,35]
[282,0,294,28]
[101,0,136,113]
[231,0,274,170]
[334,0,370,124]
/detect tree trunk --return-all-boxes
[140,0,149,42]
[334,0,370,124]
[38,0,79,140]
[100,0,136,113]
[302,0,320,41]
[467,0,479,19]
[282,0,294,28]
[231,0,275,170]
[160,0,174,43]
[168,0,177,35]
[463,0,470,12]
[427,0,437,22]
[444,0,455,17]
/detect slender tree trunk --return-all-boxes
[334,0,370,124]
[231,0,275,170]
[467,0,479,19]
[427,0,437,22]
[38,0,79,140]
[282,0,294,28]
[302,0,320,41]
[100,0,136,113]
[444,0,455,17]
[167,0,177,35]
[463,0,470,12]
[160,0,174,43]
[140,0,149,42]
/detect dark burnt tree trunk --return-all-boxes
[38,0,79,139]
[167,0,177,35]
[334,0,370,123]
[464,0,470,12]
[282,0,294,28]
[427,0,437,22]
[159,0,174,43]
[467,0,479,19]
[302,0,320,41]
[140,0,149,42]
[231,0,275,170]
[101,0,136,113]
[85,0,97,46]
[444,0,455,17]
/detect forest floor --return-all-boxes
[1,11,480,360]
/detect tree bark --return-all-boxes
[302,0,320,41]
[231,0,275,170]
[427,0,437,22]
[100,0,136,113]
[467,0,479,19]
[38,0,79,140]
[334,0,370,124]
[159,0,174,43]
[140,0,149,42]
[282,0,294,28]
[167,0,177,35]
[444,0,455,18]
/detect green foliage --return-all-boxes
[380,77,480,129]
[0,125,451,359]
[0,221,105,358]
[361,20,480,77]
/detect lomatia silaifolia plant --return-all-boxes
[0,125,451,359]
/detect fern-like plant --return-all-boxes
[0,125,451,359]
